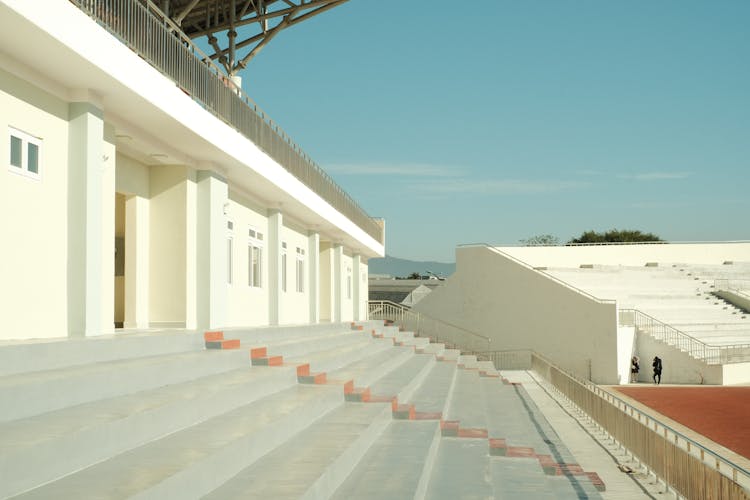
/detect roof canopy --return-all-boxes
[162,0,349,75]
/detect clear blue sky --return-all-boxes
[229,0,749,262]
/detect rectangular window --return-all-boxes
[248,226,263,288]
[227,237,233,284]
[281,242,287,293]
[8,127,42,179]
[295,247,305,293]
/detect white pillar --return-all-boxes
[124,195,150,328]
[67,100,104,337]
[268,209,282,325]
[196,170,228,330]
[333,244,343,323]
[352,254,362,321]
[308,232,320,323]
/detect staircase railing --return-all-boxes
[367,300,491,351]
[619,309,750,364]
[715,279,750,296]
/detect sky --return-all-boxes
[223,0,749,262]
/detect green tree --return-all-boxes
[568,229,663,244]
[407,272,421,279]
[519,234,560,246]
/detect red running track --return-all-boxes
[615,386,750,460]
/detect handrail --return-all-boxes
[715,279,750,293]
[70,0,384,244]
[619,308,750,364]
[530,352,750,496]
[368,300,491,349]
[459,244,616,305]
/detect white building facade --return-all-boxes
[0,0,384,340]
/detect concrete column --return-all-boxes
[99,123,117,334]
[352,254,361,321]
[268,210,282,325]
[196,170,228,330]
[184,169,197,330]
[319,242,333,322]
[124,195,149,328]
[308,232,320,323]
[333,244,343,323]
[67,100,104,337]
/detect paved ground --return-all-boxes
[614,385,750,460]
[503,371,667,499]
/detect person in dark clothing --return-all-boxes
[630,355,640,383]
[652,356,662,384]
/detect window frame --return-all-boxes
[8,126,42,180]
[247,227,264,288]
[295,246,305,293]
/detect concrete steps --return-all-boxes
[203,402,392,500]
[1,320,608,499]
[0,348,249,423]
[330,421,441,500]
[426,438,493,499]
[13,384,343,500]
[0,364,297,499]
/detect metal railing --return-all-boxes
[71,0,384,245]
[619,309,750,364]
[715,279,750,294]
[367,300,491,351]
[465,349,533,370]
[532,353,750,499]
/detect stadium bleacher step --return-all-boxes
[203,402,392,500]
[402,361,457,420]
[0,348,249,423]
[327,344,415,395]
[286,336,393,377]
[416,341,445,355]
[489,456,557,499]
[0,331,204,378]
[0,364,297,499]
[444,369,489,435]
[244,329,368,360]
[12,384,343,500]
[330,420,441,500]
[367,353,436,410]
[437,348,460,361]
[425,438,494,499]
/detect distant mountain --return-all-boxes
[368,255,455,278]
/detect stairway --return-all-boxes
[0,321,605,499]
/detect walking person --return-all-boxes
[630,355,640,383]
[652,356,662,385]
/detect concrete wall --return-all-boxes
[280,223,311,325]
[148,166,195,327]
[413,246,619,384]
[225,193,269,327]
[617,326,636,384]
[635,330,722,384]
[0,67,69,339]
[499,242,750,268]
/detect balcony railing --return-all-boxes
[71,0,384,245]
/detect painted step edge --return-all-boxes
[205,339,240,350]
